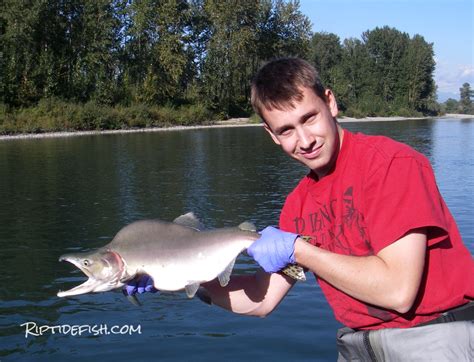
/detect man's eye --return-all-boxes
[279,128,292,136]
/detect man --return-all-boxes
[128,58,473,360]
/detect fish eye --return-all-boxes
[83,259,90,266]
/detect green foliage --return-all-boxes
[0,100,214,135]
[199,0,311,116]
[249,113,263,123]
[309,32,343,89]
[1,1,441,134]
[1,0,312,118]
[443,98,460,113]
[459,83,474,114]
[308,27,438,117]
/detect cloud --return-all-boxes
[460,66,474,77]
[435,59,474,97]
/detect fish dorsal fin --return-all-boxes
[185,282,200,298]
[217,257,236,287]
[238,221,256,232]
[173,212,203,231]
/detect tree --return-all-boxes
[1,0,124,106]
[443,98,459,113]
[199,0,260,115]
[199,0,311,116]
[398,34,435,113]
[459,83,474,114]
[265,0,312,58]
[309,32,343,89]
[1,0,43,105]
[362,26,410,106]
[122,0,191,105]
[0,1,440,119]
[335,37,373,113]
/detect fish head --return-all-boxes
[57,249,126,297]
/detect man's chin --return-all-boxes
[301,158,332,178]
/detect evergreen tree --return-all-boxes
[459,83,473,114]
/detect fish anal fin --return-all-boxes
[217,258,236,287]
[173,212,204,231]
[196,287,212,305]
[184,282,200,298]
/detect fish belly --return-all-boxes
[136,243,246,291]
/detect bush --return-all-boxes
[249,113,263,123]
[122,104,153,128]
[0,101,215,135]
[341,107,367,119]
[177,104,213,125]
[394,107,422,118]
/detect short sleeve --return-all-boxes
[363,154,449,254]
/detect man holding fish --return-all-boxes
[132,58,474,359]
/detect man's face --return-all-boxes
[262,87,342,178]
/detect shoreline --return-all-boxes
[1,114,472,141]
[339,113,474,122]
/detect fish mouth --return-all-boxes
[57,254,101,297]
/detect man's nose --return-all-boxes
[297,126,315,149]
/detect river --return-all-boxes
[1,118,473,361]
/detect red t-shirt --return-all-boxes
[279,130,474,330]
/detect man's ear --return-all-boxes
[263,123,281,145]
[325,89,339,118]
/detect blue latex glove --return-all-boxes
[247,226,298,273]
[123,274,158,296]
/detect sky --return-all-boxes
[298,0,474,101]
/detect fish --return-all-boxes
[57,213,306,303]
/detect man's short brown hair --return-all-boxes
[251,58,326,120]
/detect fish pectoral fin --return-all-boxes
[184,282,200,298]
[127,294,142,306]
[217,258,236,287]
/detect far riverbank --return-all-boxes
[339,113,474,122]
[1,114,472,141]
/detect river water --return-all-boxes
[1,118,473,361]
